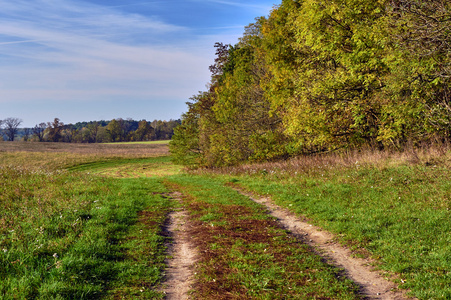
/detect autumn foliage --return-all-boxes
[170,0,451,167]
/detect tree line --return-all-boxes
[0,117,180,143]
[170,0,451,167]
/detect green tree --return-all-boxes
[170,93,210,167]
[106,119,122,142]
[86,122,100,143]
[289,0,388,149]
[382,0,451,142]
[133,120,153,141]
[210,19,287,165]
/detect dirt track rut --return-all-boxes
[239,190,415,300]
[162,197,197,300]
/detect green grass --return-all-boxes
[0,158,173,299]
[67,156,181,177]
[230,163,451,299]
[165,175,360,299]
[3,142,451,299]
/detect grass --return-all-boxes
[194,145,451,299]
[68,156,181,178]
[165,175,360,299]
[0,141,170,170]
[104,140,170,145]
[0,142,174,299]
[0,167,172,299]
[2,141,451,299]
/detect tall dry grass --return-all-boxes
[0,141,169,170]
[195,142,451,177]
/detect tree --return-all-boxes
[86,122,100,143]
[47,118,64,142]
[23,128,32,141]
[119,118,131,141]
[106,119,122,142]
[209,42,231,85]
[32,123,47,142]
[3,118,23,141]
[61,125,77,143]
[133,120,153,141]
[384,0,451,140]
[170,95,206,167]
[209,19,287,165]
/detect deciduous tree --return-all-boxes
[133,120,153,141]
[32,123,47,142]
[47,118,64,142]
[3,117,23,141]
[106,119,122,142]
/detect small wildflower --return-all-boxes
[2,248,7,253]
[53,253,58,259]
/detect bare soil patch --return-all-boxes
[162,193,197,300]
[237,189,415,300]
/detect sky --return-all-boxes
[0,0,280,127]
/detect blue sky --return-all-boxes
[0,0,280,127]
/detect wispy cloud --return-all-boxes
[203,0,274,12]
[0,0,209,99]
[0,0,278,125]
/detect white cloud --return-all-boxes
[0,0,213,104]
[202,0,274,13]
[0,0,278,125]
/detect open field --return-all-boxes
[1,142,450,299]
[0,141,169,171]
[105,140,170,145]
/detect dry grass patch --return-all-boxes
[0,141,170,171]
[195,143,451,178]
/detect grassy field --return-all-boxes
[104,140,170,145]
[164,175,360,299]
[1,141,451,299]
[195,146,451,299]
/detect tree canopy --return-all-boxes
[0,118,180,143]
[170,0,451,167]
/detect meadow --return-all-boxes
[1,141,450,299]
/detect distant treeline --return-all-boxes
[170,0,451,167]
[0,118,181,143]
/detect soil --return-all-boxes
[162,194,197,300]
[237,189,416,300]
[161,187,416,299]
